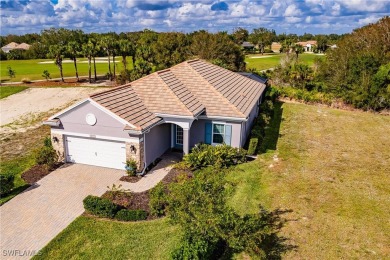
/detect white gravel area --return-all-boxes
[0,87,108,129]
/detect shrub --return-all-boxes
[0,173,15,195]
[83,195,119,218]
[184,144,247,170]
[43,136,52,148]
[247,138,258,155]
[42,70,51,81]
[125,159,137,176]
[114,209,148,221]
[149,182,168,217]
[35,146,58,169]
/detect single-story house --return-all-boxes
[44,59,266,171]
[271,42,282,53]
[1,42,31,53]
[296,40,317,52]
[241,41,255,50]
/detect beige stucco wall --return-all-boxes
[125,139,144,171]
[51,132,65,162]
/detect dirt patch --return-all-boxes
[161,166,193,185]
[0,125,50,161]
[21,163,64,184]
[0,87,110,131]
[120,176,141,183]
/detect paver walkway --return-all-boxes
[0,153,179,259]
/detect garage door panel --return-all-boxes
[65,136,126,170]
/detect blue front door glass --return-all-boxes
[174,125,183,149]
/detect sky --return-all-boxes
[1,0,389,36]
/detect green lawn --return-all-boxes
[34,217,181,260]
[0,57,133,82]
[0,86,28,99]
[245,53,324,71]
[228,102,390,259]
[21,101,390,259]
[0,126,50,205]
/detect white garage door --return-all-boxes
[65,136,126,170]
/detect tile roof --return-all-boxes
[2,42,18,48]
[90,85,162,132]
[89,59,266,131]
[237,72,268,84]
[158,70,205,116]
[186,60,266,117]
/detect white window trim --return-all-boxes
[51,130,139,143]
[176,125,183,145]
[211,122,226,146]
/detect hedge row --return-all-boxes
[83,195,147,221]
[184,144,247,170]
[247,86,278,155]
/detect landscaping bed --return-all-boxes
[119,176,141,183]
[21,163,63,184]
[98,165,191,220]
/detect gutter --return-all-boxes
[42,119,61,127]
[137,132,147,176]
[198,115,247,122]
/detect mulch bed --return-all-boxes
[120,175,141,183]
[101,165,194,220]
[16,77,117,88]
[21,163,63,184]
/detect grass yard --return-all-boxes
[0,57,133,82]
[245,53,324,71]
[34,217,181,260]
[228,102,390,259]
[0,126,50,205]
[0,86,28,99]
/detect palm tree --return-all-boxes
[100,36,113,80]
[67,41,81,82]
[82,41,94,83]
[118,39,132,71]
[89,37,100,81]
[112,41,118,80]
[48,44,65,82]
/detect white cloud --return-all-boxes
[284,4,302,17]
[0,0,389,35]
[335,0,387,12]
[331,3,340,16]
[285,16,302,23]
[358,15,381,25]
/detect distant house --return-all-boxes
[241,41,255,50]
[43,59,266,171]
[296,41,317,52]
[1,42,31,53]
[271,42,282,53]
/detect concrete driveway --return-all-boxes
[0,164,124,259]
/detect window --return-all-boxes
[212,124,225,144]
[176,125,183,145]
[205,122,232,145]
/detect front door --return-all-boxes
[174,125,183,150]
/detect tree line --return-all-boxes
[0,27,343,84]
[269,16,390,111]
[0,28,246,83]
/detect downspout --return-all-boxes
[138,132,147,176]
